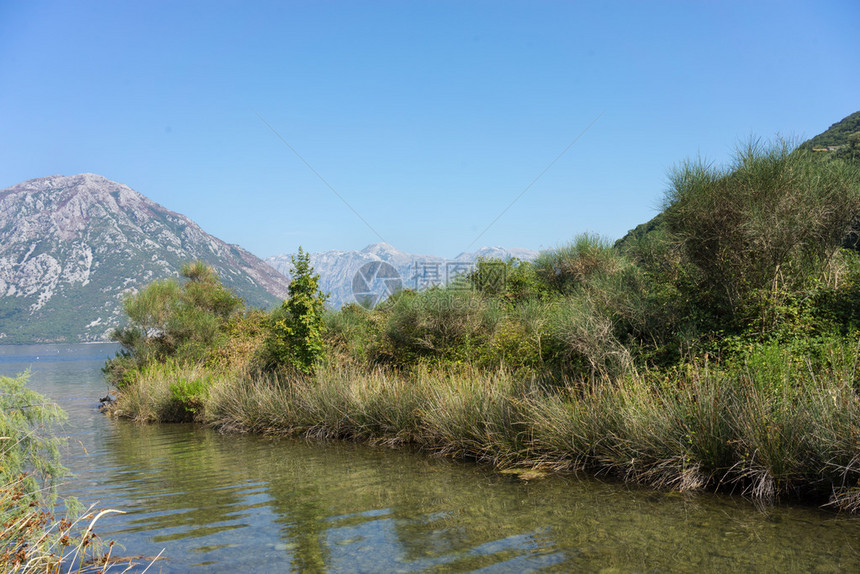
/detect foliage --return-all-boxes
[205,309,269,371]
[107,261,244,385]
[261,247,328,374]
[0,373,67,499]
[324,303,383,365]
[802,110,860,151]
[663,139,860,332]
[105,361,230,423]
[169,373,211,417]
[374,288,500,367]
[486,298,554,370]
[533,234,623,295]
[468,257,547,303]
[834,131,860,163]
[1,485,131,574]
[0,373,136,573]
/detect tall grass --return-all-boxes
[109,334,860,511]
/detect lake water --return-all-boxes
[3,343,860,572]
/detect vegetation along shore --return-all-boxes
[0,372,148,572]
[104,140,860,512]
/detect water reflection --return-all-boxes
[3,344,860,572]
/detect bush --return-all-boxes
[468,257,547,303]
[325,303,382,365]
[545,294,632,380]
[379,288,500,366]
[0,373,134,573]
[664,139,860,332]
[261,247,327,374]
[0,373,67,499]
[534,234,624,295]
[107,261,244,380]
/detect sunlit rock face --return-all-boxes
[0,174,290,343]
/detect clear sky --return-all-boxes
[1,1,857,259]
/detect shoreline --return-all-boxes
[106,349,860,514]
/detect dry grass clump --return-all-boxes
[0,478,157,573]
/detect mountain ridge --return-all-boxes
[266,243,538,308]
[801,111,860,151]
[0,173,290,343]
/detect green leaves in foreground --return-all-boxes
[0,372,67,500]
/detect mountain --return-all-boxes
[0,174,290,343]
[266,243,539,308]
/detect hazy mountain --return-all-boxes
[266,243,539,308]
[0,173,290,343]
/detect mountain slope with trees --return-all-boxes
[802,110,860,151]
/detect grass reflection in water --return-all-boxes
[97,420,860,573]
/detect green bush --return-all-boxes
[664,139,860,332]
[486,298,556,370]
[534,234,623,295]
[325,303,382,364]
[468,257,547,303]
[107,261,244,381]
[379,288,500,366]
[0,373,67,499]
[261,247,328,374]
[545,294,632,380]
[169,373,212,416]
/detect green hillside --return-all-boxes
[616,112,860,252]
[802,111,860,150]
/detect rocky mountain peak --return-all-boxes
[0,174,290,343]
[360,242,403,259]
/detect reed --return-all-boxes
[0,478,150,573]
[109,334,860,511]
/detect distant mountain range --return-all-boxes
[0,174,290,343]
[6,107,856,344]
[0,174,536,343]
[266,244,538,308]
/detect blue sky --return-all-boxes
[1,1,858,259]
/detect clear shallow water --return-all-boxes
[3,344,860,572]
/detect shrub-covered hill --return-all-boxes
[616,113,860,252]
[801,110,860,151]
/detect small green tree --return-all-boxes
[263,247,328,374]
[107,261,244,383]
